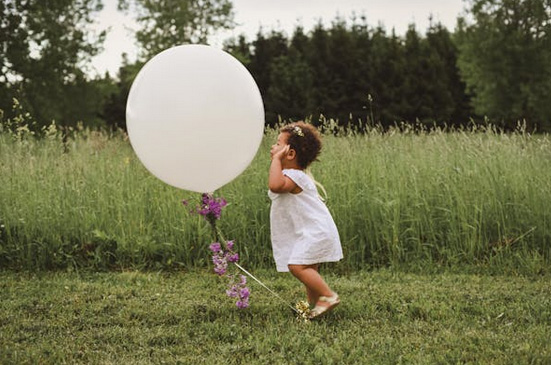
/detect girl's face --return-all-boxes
[270,132,289,159]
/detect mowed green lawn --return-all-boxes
[1,269,549,364]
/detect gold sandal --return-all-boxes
[309,293,340,319]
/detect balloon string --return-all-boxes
[233,262,300,314]
[214,225,298,313]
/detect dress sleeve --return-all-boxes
[283,169,314,192]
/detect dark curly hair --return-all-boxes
[280,121,322,169]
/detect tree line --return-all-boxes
[1,0,550,133]
[227,20,472,129]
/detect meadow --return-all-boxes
[1,270,550,364]
[0,123,550,273]
[2,122,551,363]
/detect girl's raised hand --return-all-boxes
[271,144,290,161]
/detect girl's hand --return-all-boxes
[271,144,290,161]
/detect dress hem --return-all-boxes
[275,257,343,272]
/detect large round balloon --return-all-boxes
[126,44,265,193]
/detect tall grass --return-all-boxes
[0,123,549,272]
[317,124,550,273]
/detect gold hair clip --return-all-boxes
[293,126,304,137]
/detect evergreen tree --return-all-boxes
[348,16,374,128]
[265,48,313,126]
[289,25,309,55]
[402,24,455,124]
[304,23,332,120]
[326,18,356,123]
[426,22,472,125]
[243,16,475,130]
[369,27,407,125]
[247,30,289,115]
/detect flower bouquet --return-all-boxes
[183,193,250,308]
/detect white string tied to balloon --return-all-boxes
[233,262,300,314]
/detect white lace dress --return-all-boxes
[268,169,343,272]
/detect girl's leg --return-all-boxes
[305,264,319,306]
[288,264,334,308]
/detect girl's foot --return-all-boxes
[309,292,340,319]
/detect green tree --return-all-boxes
[240,15,471,130]
[118,0,235,59]
[455,0,551,130]
[402,24,457,124]
[347,16,374,128]
[426,21,472,125]
[325,18,358,124]
[265,48,313,126]
[223,34,252,66]
[0,0,106,128]
[102,54,143,130]
[304,23,332,120]
[247,29,288,119]
[368,27,407,125]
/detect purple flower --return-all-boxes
[212,254,228,276]
[239,287,250,299]
[213,265,227,276]
[226,252,239,263]
[226,285,239,298]
[226,240,234,250]
[236,299,249,309]
[239,275,247,285]
[223,274,251,308]
[209,242,221,252]
[196,193,227,221]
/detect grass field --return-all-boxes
[1,269,550,364]
[1,123,550,273]
[1,121,550,364]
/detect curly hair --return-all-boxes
[280,121,322,169]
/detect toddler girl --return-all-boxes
[268,121,343,319]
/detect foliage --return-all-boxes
[455,0,551,131]
[1,270,550,363]
[0,0,107,129]
[2,2,551,131]
[264,46,314,126]
[118,0,235,59]
[225,18,472,129]
[101,54,144,130]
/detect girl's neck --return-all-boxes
[282,159,301,170]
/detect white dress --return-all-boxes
[268,169,343,272]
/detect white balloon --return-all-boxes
[126,44,265,193]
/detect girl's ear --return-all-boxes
[286,148,297,160]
